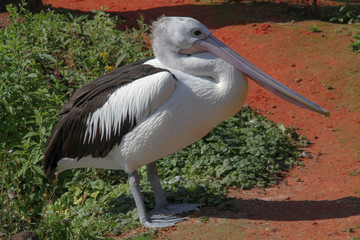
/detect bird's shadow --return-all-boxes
[200,196,360,221]
[106,186,360,222]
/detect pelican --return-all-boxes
[43,17,329,228]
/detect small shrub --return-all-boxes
[309,25,321,33]
[330,0,360,24]
[351,33,360,53]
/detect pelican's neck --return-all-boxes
[156,52,249,117]
[210,57,249,117]
[157,51,218,78]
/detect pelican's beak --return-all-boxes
[180,35,330,117]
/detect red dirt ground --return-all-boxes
[7,0,360,239]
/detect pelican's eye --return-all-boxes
[191,29,204,38]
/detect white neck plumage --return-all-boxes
[156,51,249,119]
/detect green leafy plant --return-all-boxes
[309,25,321,33]
[159,106,301,191]
[330,0,360,24]
[327,85,335,90]
[351,33,360,53]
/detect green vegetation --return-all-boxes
[351,225,360,240]
[349,169,360,176]
[309,25,321,33]
[0,4,303,239]
[326,0,360,53]
[329,0,360,24]
[327,85,335,90]
[351,33,360,53]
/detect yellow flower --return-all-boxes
[100,52,109,59]
[105,65,114,72]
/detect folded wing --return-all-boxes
[43,59,176,176]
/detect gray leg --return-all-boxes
[128,170,184,228]
[146,161,168,208]
[128,171,148,224]
[146,161,201,216]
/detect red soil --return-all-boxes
[8,0,360,239]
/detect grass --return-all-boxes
[0,3,304,239]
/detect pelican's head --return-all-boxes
[151,17,329,117]
[151,17,210,59]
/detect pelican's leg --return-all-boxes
[146,161,169,209]
[146,161,200,216]
[128,170,184,228]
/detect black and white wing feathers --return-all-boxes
[43,58,176,176]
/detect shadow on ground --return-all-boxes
[106,188,360,222]
[14,1,341,30]
[201,196,360,221]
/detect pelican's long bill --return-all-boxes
[181,35,330,117]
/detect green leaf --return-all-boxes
[90,191,100,198]
[33,165,46,178]
[277,123,286,133]
[27,73,38,78]
[115,54,127,67]
[74,196,83,205]
[39,53,57,63]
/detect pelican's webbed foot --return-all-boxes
[142,214,186,228]
[144,203,199,228]
[150,203,200,216]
